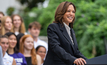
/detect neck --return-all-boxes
[3,51,5,57]
[42,59,44,64]
[8,48,14,54]
[63,21,69,26]
[33,37,38,42]
[5,30,10,33]
[24,48,31,57]
[14,27,19,32]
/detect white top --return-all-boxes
[3,52,13,65]
[34,38,48,51]
[15,32,27,35]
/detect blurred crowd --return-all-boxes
[0,11,48,65]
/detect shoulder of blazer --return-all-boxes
[48,23,59,29]
[48,23,65,32]
[48,23,58,27]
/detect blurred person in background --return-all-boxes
[0,11,4,20]
[5,32,27,65]
[20,35,41,65]
[0,35,16,65]
[0,45,4,65]
[36,45,46,65]
[28,21,48,51]
[0,12,5,31]
[0,20,2,31]
[11,14,27,35]
[0,16,13,35]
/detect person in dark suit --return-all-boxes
[43,1,87,65]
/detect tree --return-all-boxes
[17,0,45,9]
[6,7,14,16]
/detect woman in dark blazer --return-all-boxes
[43,1,87,65]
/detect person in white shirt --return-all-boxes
[0,35,16,65]
[28,21,48,51]
[0,16,13,35]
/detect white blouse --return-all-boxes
[3,52,13,65]
[15,32,27,35]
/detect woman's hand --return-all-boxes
[74,58,86,65]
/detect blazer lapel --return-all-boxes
[59,23,75,50]
[70,28,78,48]
[70,28,75,45]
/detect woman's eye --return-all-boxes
[72,11,75,13]
[9,38,12,40]
[67,10,70,12]
[27,41,30,43]
[6,21,9,23]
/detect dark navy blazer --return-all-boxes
[43,23,87,65]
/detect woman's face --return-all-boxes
[36,47,46,60]
[24,37,34,50]
[0,38,9,52]
[13,16,22,28]
[5,17,12,31]
[63,5,75,25]
[8,35,17,49]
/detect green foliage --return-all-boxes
[18,0,45,10]
[74,0,107,58]
[6,7,14,16]
[21,0,107,58]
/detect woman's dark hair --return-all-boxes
[53,1,76,28]
[17,33,24,50]
[36,45,46,52]
[5,32,19,53]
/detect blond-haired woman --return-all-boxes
[11,14,26,35]
[0,16,13,35]
[20,35,41,65]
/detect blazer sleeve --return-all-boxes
[47,24,76,65]
[74,47,87,60]
[72,30,87,60]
